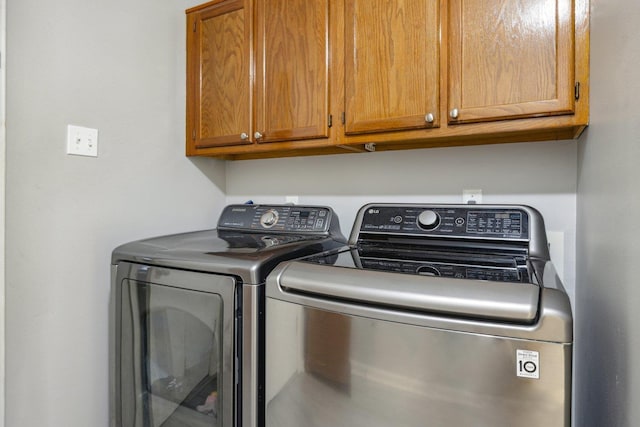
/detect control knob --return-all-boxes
[260,209,279,228]
[417,210,440,230]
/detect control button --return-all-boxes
[417,210,440,230]
[455,217,465,226]
[261,236,279,247]
[393,215,403,224]
[260,209,279,228]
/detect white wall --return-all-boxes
[226,140,578,300]
[575,1,640,426]
[0,0,5,424]
[5,0,224,426]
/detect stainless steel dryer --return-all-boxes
[110,204,345,427]
[265,204,572,427]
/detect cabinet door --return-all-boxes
[344,0,440,135]
[448,0,575,124]
[186,0,251,151]
[254,0,331,144]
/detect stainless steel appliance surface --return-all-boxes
[265,203,572,427]
[110,204,345,427]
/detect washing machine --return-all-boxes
[265,203,572,427]
[110,204,345,427]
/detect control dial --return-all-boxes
[260,209,279,228]
[417,210,440,230]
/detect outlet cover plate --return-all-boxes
[462,189,482,204]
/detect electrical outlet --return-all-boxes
[67,125,98,157]
[462,189,482,204]
[546,231,564,283]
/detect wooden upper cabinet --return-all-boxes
[184,0,588,159]
[186,0,251,151]
[447,0,575,124]
[254,0,331,144]
[345,0,440,135]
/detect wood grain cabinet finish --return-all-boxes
[187,0,342,157]
[186,0,589,160]
[345,0,440,135]
[254,0,331,143]
[447,0,575,124]
[186,0,251,151]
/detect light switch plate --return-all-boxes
[67,125,98,157]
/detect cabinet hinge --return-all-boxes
[328,115,333,128]
[575,82,581,100]
[193,21,197,32]
[341,112,346,125]
[192,129,196,140]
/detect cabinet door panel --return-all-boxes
[187,0,251,149]
[254,0,330,143]
[345,0,440,135]
[448,0,574,124]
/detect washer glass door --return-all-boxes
[115,264,236,427]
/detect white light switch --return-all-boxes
[67,125,98,157]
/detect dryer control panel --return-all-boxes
[218,204,337,234]
[358,205,530,240]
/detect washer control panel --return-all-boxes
[219,204,334,233]
[359,205,530,240]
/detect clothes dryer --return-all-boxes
[111,204,345,427]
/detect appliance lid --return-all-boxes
[111,204,346,284]
[264,203,565,332]
[306,241,537,284]
[274,256,540,324]
[324,203,551,286]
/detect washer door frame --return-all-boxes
[111,262,237,427]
